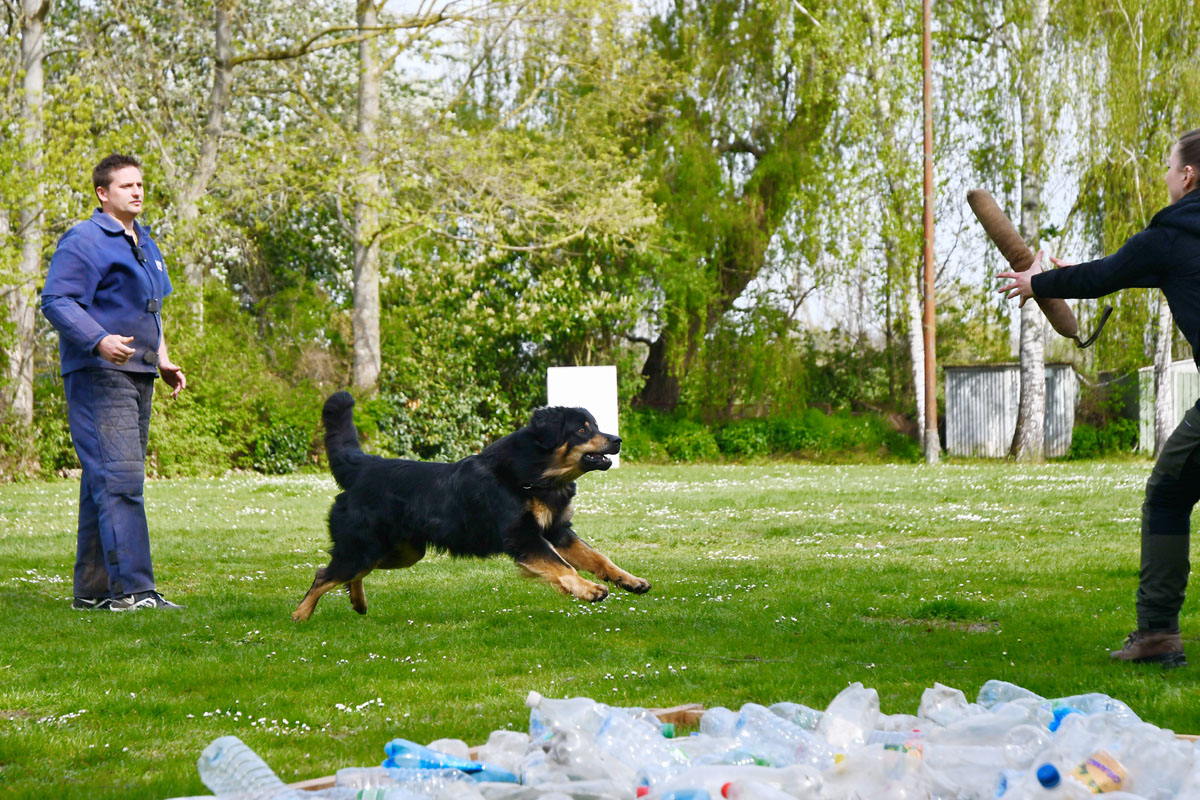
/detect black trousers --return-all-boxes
[1138,402,1200,631]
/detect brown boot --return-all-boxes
[1110,630,1186,667]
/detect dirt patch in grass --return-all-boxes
[862,615,1000,633]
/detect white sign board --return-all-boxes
[546,366,620,468]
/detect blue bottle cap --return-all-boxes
[1048,706,1080,732]
[1036,764,1061,788]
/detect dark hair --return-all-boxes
[1178,128,1200,173]
[92,154,141,191]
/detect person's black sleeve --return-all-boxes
[1031,227,1172,299]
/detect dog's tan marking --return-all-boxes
[558,538,651,594]
[528,498,554,529]
[542,434,611,482]
[562,501,575,525]
[292,567,373,621]
[349,578,367,614]
[518,553,609,602]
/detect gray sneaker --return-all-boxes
[109,590,183,611]
[72,596,111,611]
[1110,630,1186,667]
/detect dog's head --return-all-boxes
[530,406,621,480]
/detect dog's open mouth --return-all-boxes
[581,452,613,470]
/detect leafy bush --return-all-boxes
[33,377,78,477]
[716,419,770,458]
[618,411,670,462]
[622,406,919,463]
[1068,419,1138,460]
[662,422,721,462]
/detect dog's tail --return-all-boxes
[324,391,366,489]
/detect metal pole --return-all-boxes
[922,0,939,464]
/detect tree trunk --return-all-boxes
[1010,302,1045,460]
[3,0,52,430]
[1008,0,1048,462]
[908,264,926,451]
[352,0,383,391]
[173,2,235,332]
[1153,293,1174,456]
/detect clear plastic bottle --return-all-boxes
[925,701,1038,747]
[639,763,820,799]
[660,790,711,800]
[977,680,1044,709]
[549,728,637,785]
[525,691,610,736]
[719,778,800,800]
[921,743,1007,800]
[473,729,530,776]
[699,707,739,738]
[816,682,879,750]
[518,745,559,786]
[335,765,395,788]
[1003,724,1054,770]
[730,704,834,769]
[197,736,305,800]
[767,701,824,732]
[351,766,474,798]
[471,779,626,800]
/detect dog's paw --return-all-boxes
[618,575,652,594]
[290,609,311,622]
[561,574,609,602]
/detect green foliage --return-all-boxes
[32,377,77,478]
[715,419,771,458]
[1067,419,1139,460]
[662,421,721,462]
[147,287,325,477]
[623,406,920,464]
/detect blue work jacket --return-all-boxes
[42,209,174,376]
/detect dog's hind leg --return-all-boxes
[348,577,369,615]
[554,533,651,594]
[292,563,372,621]
[292,566,339,621]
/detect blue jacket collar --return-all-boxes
[90,208,151,238]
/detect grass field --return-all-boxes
[1,461,1198,799]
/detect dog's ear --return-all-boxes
[530,406,567,449]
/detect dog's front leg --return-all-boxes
[552,529,651,594]
[515,538,609,602]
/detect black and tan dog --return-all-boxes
[292,391,651,621]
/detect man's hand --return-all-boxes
[97,334,135,365]
[997,249,1047,307]
[159,359,186,399]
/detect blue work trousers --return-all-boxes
[64,368,156,599]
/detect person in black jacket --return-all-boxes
[998,128,1200,666]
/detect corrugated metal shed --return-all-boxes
[945,363,1078,458]
[1137,359,1200,452]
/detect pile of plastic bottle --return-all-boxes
[192,679,1200,799]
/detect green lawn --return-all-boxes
[1,462,1196,799]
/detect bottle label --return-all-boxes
[1068,750,1127,793]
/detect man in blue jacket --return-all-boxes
[999,128,1200,666]
[42,154,186,612]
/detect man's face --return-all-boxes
[96,166,143,220]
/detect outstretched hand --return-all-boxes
[159,359,186,399]
[997,250,1047,307]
